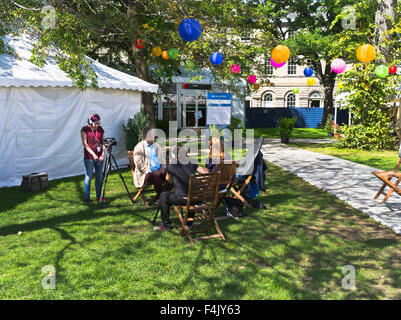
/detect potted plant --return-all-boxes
[122,112,150,176]
[278,117,297,143]
[332,123,342,139]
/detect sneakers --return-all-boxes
[97,197,108,203]
[153,224,172,231]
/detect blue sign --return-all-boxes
[206,93,232,125]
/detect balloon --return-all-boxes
[161,50,170,60]
[307,78,316,86]
[330,58,346,74]
[271,45,291,64]
[271,57,285,68]
[185,60,195,71]
[248,75,257,84]
[183,83,189,89]
[375,65,389,78]
[304,67,314,77]
[168,48,178,60]
[389,65,397,74]
[134,38,144,49]
[292,88,300,94]
[338,81,345,89]
[356,44,376,63]
[152,46,162,57]
[179,18,202,42]
[230,64,241,73]
[210,52,223,65]
[253,83,260,90]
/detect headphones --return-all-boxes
[88,114,100,125]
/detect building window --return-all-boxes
[265,58,273,76]
[263,92,274,108]
[286,93,296,108]
[288,57,297,75]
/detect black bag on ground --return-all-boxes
[223,197,246,217]
[21,173,48,192]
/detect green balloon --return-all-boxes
[375,65,389,78]
[185,60,195,71]
[168,48,179,60]
[292,88,299,94]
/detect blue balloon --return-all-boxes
[179,19,202,42]
[210,52,223,65]
[304,67,314,77]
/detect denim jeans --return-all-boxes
[84,159,104,200]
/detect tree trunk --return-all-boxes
[375,0,397,62]
[127,0,157,127]
[312,60,336,127]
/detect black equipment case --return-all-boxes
[21,172,49,192]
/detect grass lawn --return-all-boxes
[289,143,399,171]
[254,128,330,140]
[1,164,401,299]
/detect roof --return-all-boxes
[0,35,158,93]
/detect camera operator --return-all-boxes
[81,114,106,203]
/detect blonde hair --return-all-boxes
[209,137,224,162]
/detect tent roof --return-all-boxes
[0,35,158,93]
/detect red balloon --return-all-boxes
[183,83,189,88]
[389,65,397,74]
[134,38,144,49]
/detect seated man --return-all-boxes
[133,127,166,201]
[154,146,209,231]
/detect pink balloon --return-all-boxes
[330,58,346,74]
[230,64,240,73]
[271,57,286,68]
[248,75,257,84]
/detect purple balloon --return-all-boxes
[271,57,286,68]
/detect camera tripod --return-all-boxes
[100,146,134,209]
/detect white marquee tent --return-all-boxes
[0,35,158,188]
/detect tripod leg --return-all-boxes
[100,154,111,209]
[110,154,135,204]
[152,206,160,225]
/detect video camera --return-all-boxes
[104,137,117,150]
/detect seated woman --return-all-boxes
[206,136,232,172]
[154,146,209,231]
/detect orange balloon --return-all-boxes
[272,45,291,64]
[152,46,162,57]
[356,44,376,63]
[253,83,260,90]
[161,50,170,60]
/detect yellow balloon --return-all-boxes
[272,45,291,64]
[356,44,376,63]
[338,81,344,89]
[161,50,170,60]
[307,78,316,86]
[152,46,162,57]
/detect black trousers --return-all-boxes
[159,191,188,228]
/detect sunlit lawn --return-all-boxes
[1,163,401,299]
[289,142,399,171]
[254,128,330,140]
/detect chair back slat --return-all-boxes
[187,172,220,205]
[215,162,237,185]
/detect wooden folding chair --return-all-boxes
[372,169,401,203]
[128,151,153,207]
[213,162,238,220]
[173,172,224,245]
[230,175,254,208]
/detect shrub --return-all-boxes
[122,112,150,151]
[278,117,297,138]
